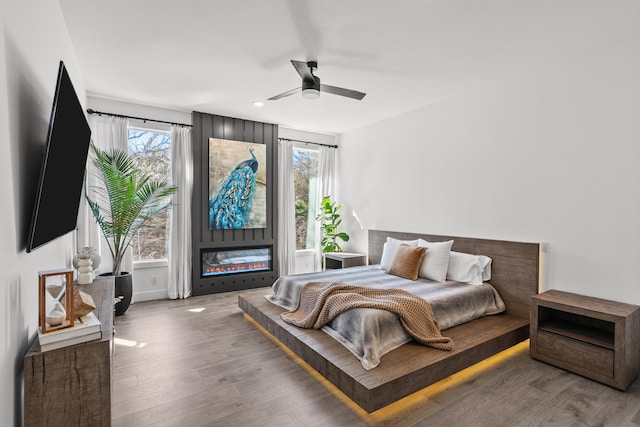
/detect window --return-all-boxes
[127,127,172,262]
[293,147,319,250]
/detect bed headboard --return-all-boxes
[368,230,540,319]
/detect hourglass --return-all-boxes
[38,269,75,334]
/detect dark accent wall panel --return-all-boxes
[191,111,279,296]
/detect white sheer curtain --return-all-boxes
[168,126,193,299]
[78,115,130,275]
[314,145,337,271]
[277,138,296,276]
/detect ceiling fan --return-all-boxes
[268,60,366,101]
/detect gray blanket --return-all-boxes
[266,265,505,370]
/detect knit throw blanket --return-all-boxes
[281,281,454,351]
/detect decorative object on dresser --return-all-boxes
[37,311,101,352]
[73,289,96,316]
[24,275,115,426]
[530,290,640,391]
[73,246,101,285]
[324,252,366,269]
[38,279,100,352]
[85,143,177,315]
[38,269,75,333]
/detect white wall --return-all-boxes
[338,8,640,305]
[1,1,86,424]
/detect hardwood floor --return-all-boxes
[112,288,640,427]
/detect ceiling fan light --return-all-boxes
[302,88,320,99]
[302,77,320,100]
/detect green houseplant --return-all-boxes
[316,195,350,254]
[85,144,177,315]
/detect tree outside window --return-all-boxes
[127,128,172,261]
[293,148,319,250]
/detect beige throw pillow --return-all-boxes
[387,244,427,280]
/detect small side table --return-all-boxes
[324,252,367,269]
[530,290,640,390]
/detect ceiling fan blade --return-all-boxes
[267,87,301,101]
[320,84,366,100]
[291,60,314,81]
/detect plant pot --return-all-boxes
[99,271,132,316]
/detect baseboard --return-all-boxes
[133,289,169,303]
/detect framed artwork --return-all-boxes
[208,138,267,229]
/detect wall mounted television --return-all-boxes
[26,61,92,252]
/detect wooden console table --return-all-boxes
[24,276,114,426]
[530,290,640,390]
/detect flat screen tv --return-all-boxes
[26,61,92,252]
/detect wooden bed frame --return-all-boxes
[238,230,540,412]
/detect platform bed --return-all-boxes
[238,230,540,413]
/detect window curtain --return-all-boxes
[314,145,337,271]
[277,138,296,276]
[168,126,193,299]
[78,115,131,275]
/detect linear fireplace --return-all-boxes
[201,246,272,278]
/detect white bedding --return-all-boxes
[266,265,506,369]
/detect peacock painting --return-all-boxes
[208,138,267,229]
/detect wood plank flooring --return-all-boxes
[112,288,640,427]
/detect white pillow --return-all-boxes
[417,239,454,282]
[481,256,492,281]
[447,251,492,285]
[379,237,419,270]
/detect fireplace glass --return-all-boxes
[201,246,272,277]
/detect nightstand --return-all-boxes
[530,290,640,390]
[324,252,367,269]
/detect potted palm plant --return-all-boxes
[85,144,177,315]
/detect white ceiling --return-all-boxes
[59,0,616,134]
